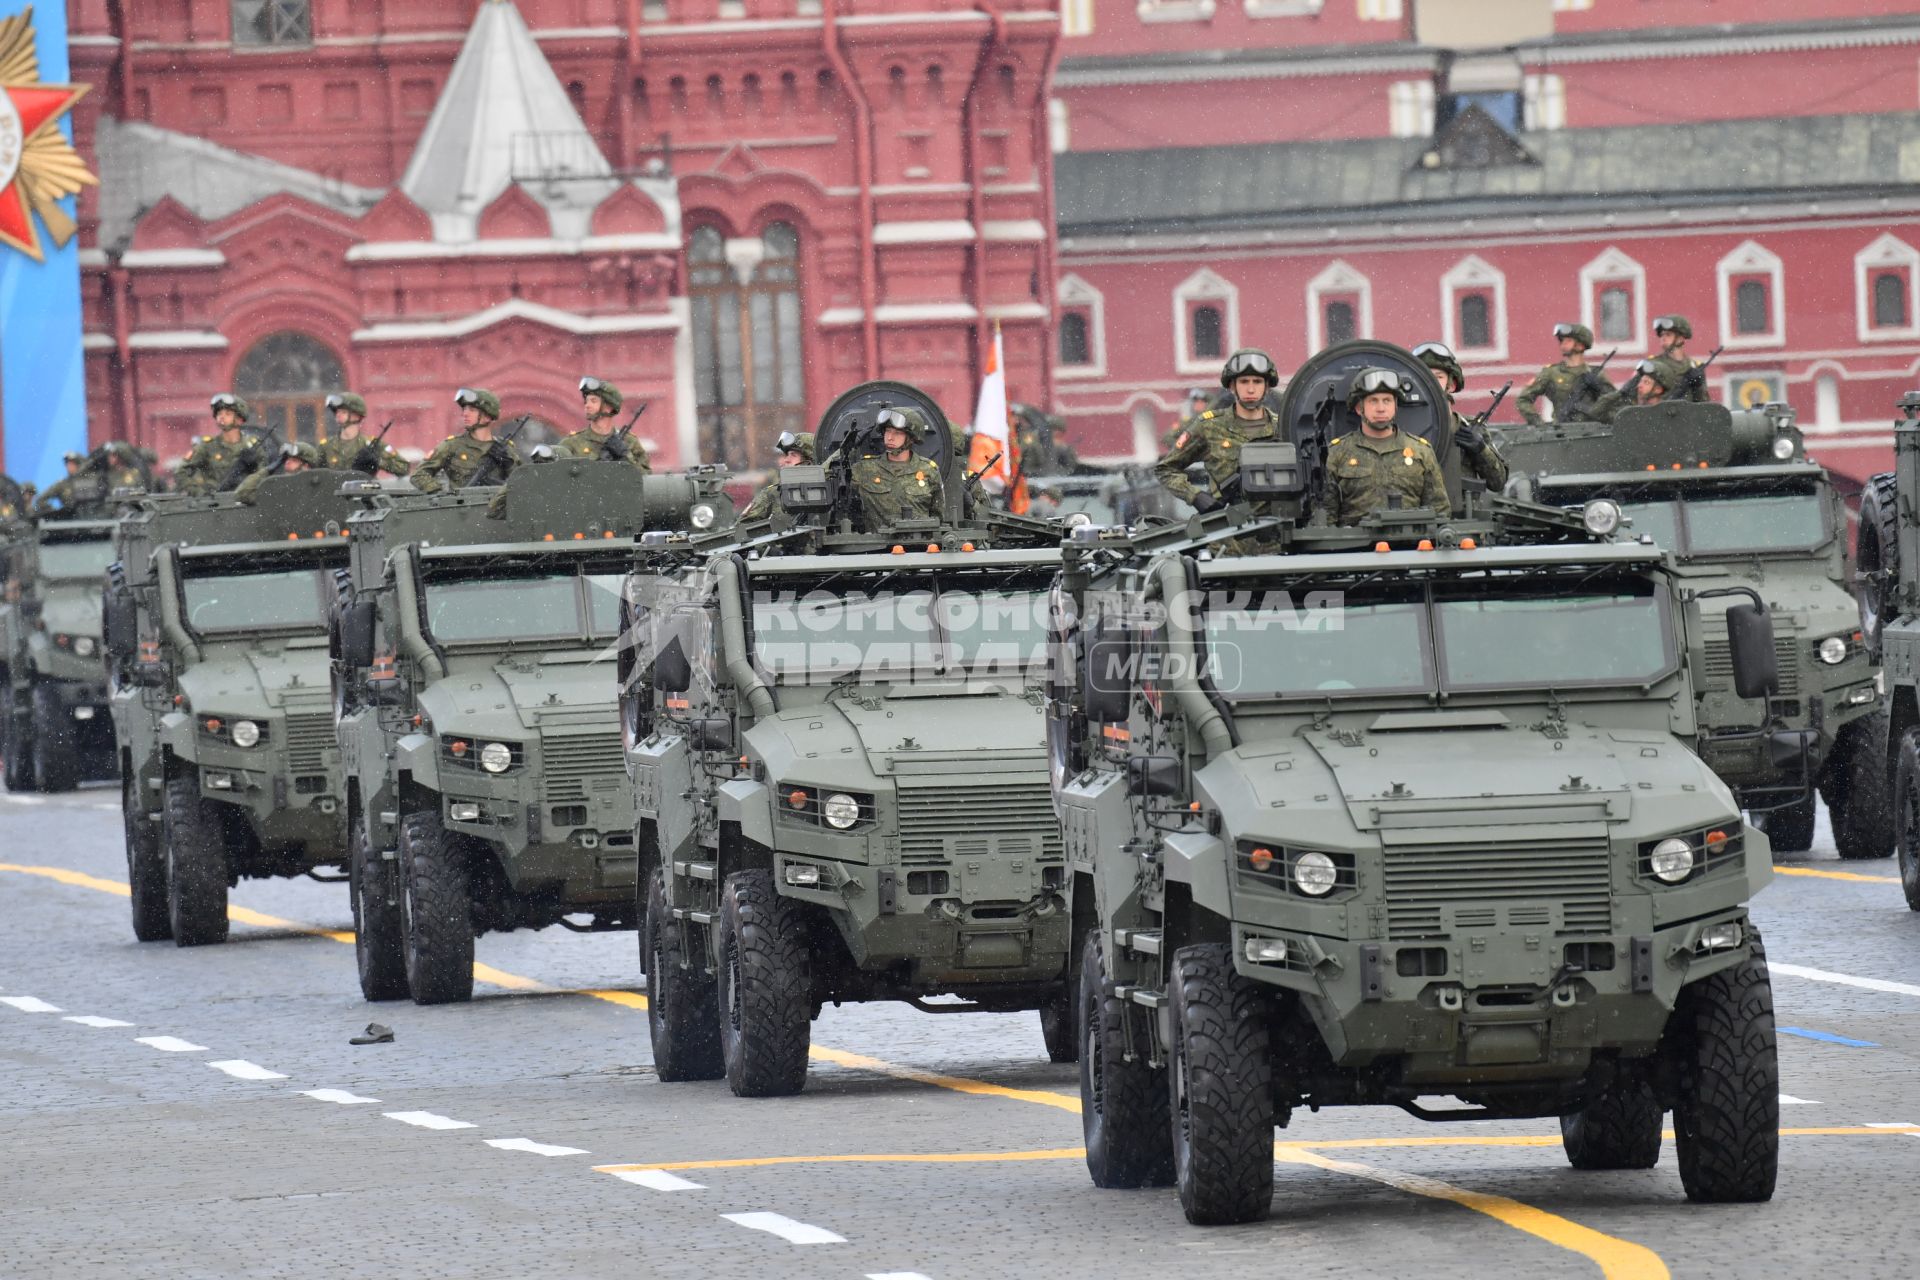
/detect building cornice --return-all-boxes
[121,248,228,270]
[126,331,230,351]
[1520,18,1920,66]
[344,233,679,263]
[350,298,680,344]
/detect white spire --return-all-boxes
[399,0,612,242]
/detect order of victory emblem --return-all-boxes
[0,6,95,262]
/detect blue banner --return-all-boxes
[0,0,85,489]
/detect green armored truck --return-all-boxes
[2,515,118,791]
[624,382,1076,1098]
[1499,401,1885,857]
[104,471,362,944]
[1053,349,1780,1226]
[332,461,734,1004]
[1855,391,1920,910]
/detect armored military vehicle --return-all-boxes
[104,471,362,944]
[624,382,1076,1098]
[331,460,734,1004]
[1854,391,1920,910]
[1053,348,1780,1225]
[1498,401,1884,856]
[1,515,118,791]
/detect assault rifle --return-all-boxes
[462,415,532,489]
[351,421,396,476]
[218,423,280,493]
[600,403,649,461]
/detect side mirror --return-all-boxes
[1127,755,1182,797]
[689,717,733,752]
[103,590,136,657]
[1725,600,1779,700]
[340,599,378,670]
[654,633,693,694]
[1082,629,1134,724]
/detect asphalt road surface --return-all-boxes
[5,786,1919,1280]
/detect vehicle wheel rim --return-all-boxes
[724,937,742,1033]
[1086,1021,1104,1120]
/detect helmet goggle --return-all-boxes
[277,443,303,460]
[1411,342,1455,362]
[578,377,608,395]
[1224,352,1275,378]
[324,394,345,411]
[876,408,910,432]
[453,388,483,407]
[210,394,240,410]
[1635,358,1660,375]
[1355,369,1405,396]
[1652,316,1680,333]
[775,431,802,454]
[1552,323,1580,338]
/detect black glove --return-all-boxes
[1191,491,1221,514]
[352,444,381,476]
[485,439,513,465]
[1453,421,1485,453]
[601,434,631,460]
[240,446,266,471]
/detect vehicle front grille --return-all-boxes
[283,712,336,776]
[542,732,626,803]
[896,779,1062,867]
[1383,834,1613,941]
[1701,634,1800,698]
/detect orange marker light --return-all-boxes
[1646,465,1657,471]
[1248,846,1275,872]
[1697,461,1709,469]
[1416,539,1433,552]
[449,740,469,757]
[926,543,940,553]
[787,789,809,809]
[604,530,616,539]
[891,545,905,555]
[961,542,975,552]
[1705,829,1729,850]
[1374,541,1390,553]
[205,718,222,733]
[411,714,423,727]
[1188,801,1201,812]
[287,532,300,540]
[1460,537,1477,550]
[1671,463,1682,470]
[314,531,325,539]
[542,533,555,542]
[574,532,586,540]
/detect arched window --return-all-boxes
[1323,300,1355,345]
[232,332,345,444]
[1598,286,1631,341]
[1059,313,1091,366]
[1875,272,1909,329]
[1458,295,1490,350]
[1191,305,1223,360]
[1735,280,1769,334]
[687,221,808,469]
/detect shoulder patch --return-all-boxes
[1200,410,1215,420]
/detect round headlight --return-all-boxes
[1817,636,1848,665]
[689,503,717,530]
[1293,850,1338,897]
[230,719,260,748]
[1064,511,1094,530]
[1649,836,1696,883]
[73,636,97,657]
[822,792,860,829]
[1771,435,1796,460]
[480,741,513,773]
[1581,499,1622,537]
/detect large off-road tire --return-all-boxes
[1168,944,1274,1226]
[1079,932,1173,1189]
[398,809,474,1005]
[1672,932,1780,1204]
[1039,984,1078,1064]
[351,816,409,1001]
[30,683,80,793]
[1,688,32,792]
[1832,707,1895,860]
[1560,1073,1664,1170]
[1892,728,1920,912]
[1856,471,1900,663]
[716,869,811,1097]
[646,868,723,1081]
[163,774,229,947]
[1753,795,1816,855]
[124,774,171,942]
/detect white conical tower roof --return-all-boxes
[399,0,612,241]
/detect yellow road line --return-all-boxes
[0,862,133,896]
[1275,1145,1669,1280]
[806,1044,1082,1113]
[596,1147,1085,1174]
[1773,864,1900,884]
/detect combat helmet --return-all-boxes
[454,387,502,420]
[1412,341,1465,392]
[877,406,927,442]
[209,393,253,424]
[1653,314,1694,340]
[579,376,624,414]
[325,392,368,420]
[1346,366,1414,408]
[775,430,817,463]
[1553,322,1594,351]
[1219,348,1279,389]
[1632,358,1678,392]
[274,441,323,470]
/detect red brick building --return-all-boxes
[65,0,1059,467]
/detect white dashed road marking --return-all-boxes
[722,1212,846,1245]
[0,995,63,1013]
[868,1273,936,1280]
[301,1089,379,1105]
[63,1015,134,1028]
[209,1060,287,1081]
[485,1138,588,1157]
[134,1035,208,1052]
[383,1111,477,1131]
[1779,1094,1821,1105]
[1769,962,1920,1000]
[607,1169,704,1192]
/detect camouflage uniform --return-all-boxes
[1588,359,1678,424]
[1323,429,1450,525]
[1646,352,1711,403]
[175,430,265,497]
[413,430,521,493]
[1155,407,1283,508]
[235,442,324,505]
[851,452,945,527]
[1450,411,1510,491]
[320,434,411,477]
[1516,360,1616,426]
[31,472,111,517]
[556,427,651,471]
[741,433,816,522]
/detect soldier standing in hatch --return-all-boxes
[30,453,91,515]
[1415,342,1508,492]
[1587,358,1680,422]
[740,431,815,522]
[1323,368,1450,526]
[558,377,650,469]
[1648,315,1711,403]
[849,408,946,529]
[1156,349,1284,514]
[1516,323,1614,426]
[413,388,520,492]
[175,395,265,497]
[319,393,410,477]
[1162,387,1217,451]
[235,442,322,505]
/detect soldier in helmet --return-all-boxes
[741,431,816,522]
[1162,387,1219,451]
[0,473,31,522]
[413,387,520,492]
[558,377,650,470]
[30,453,90,515]
[1648,315,1710,403]
[849,408,946,529]
[234,441,322,505]
[175,394,265,496]
[1588,358,1680,422]
[1414,342,1508,492]
[1156,349,1283,513]
[319,392,410,477]
[1516,324,1614,426]
[1322,368,1450,526]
